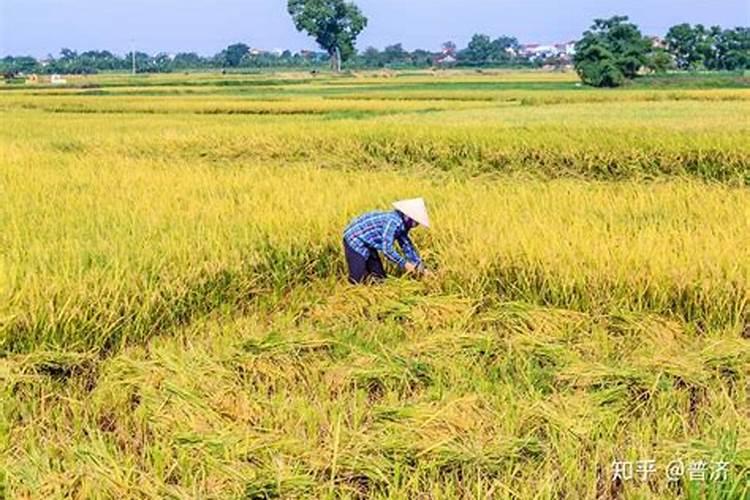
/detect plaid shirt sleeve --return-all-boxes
[397,233,422,266]
[380,218,407,268]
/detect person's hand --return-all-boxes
[404,262,418,273]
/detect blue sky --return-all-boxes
[1,0,748,57]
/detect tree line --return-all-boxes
[574,17,748,86]
[1,0,747,88]
[1,47,330,75]
[4,21,746,79]
[1,39,550,76]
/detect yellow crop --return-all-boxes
[1,71,748,498]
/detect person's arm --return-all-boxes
[397,233,422,266]
[380,219,407,268]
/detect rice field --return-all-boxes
[1,70,749,498]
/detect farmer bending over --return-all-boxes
[343,198,430,284]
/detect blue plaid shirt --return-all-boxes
[344,211,422,269]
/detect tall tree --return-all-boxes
[287,0,367,72]
[574,44,624,87]
[461,34,519,65]
[665,23,707,70]
[491,36,520,61]
[382,43,407,65]
[714,27,750,70]
[574,16,651,87]
[222,43,250,68]
[59,48,78,61]
[698,26,723,69]
[464,34,495,65]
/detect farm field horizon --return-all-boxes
[1,70,749,498]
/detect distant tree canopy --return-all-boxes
[287,0,368,72]
[458,34,520,65]
[1,16,747,78]
[666,23,710,70]
[666,24,749,70]
[221,43,250,67]
[171,52,204,69]
[2,56,37,73]
[574,16,652,87]
[464,34,494,63]
[382,43,408,65]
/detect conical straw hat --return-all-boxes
[393,198,430,228]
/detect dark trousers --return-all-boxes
[344,240,386,284]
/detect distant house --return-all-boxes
[435,54,457,65]
[554,41,576,56]
[521,41,576,61]
[528,44,558,56]
[520,43,538,56]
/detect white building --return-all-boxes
[521,42,576,60]
[435,54,457,65]
[555,41,576,56]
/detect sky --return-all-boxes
[1,0,748,57]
